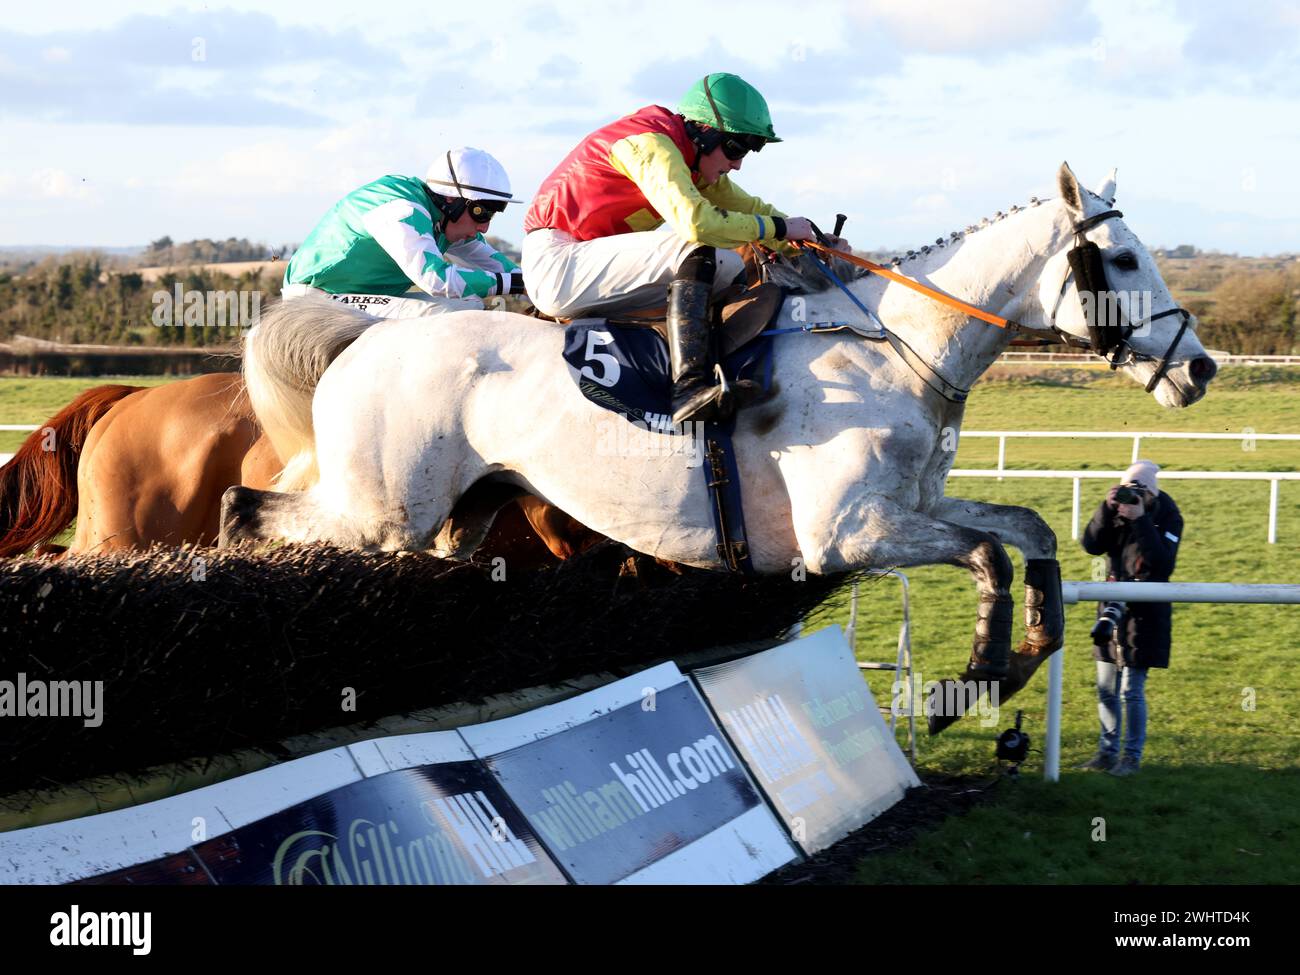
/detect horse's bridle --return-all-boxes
[1046,208,1195,393]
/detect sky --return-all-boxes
[1,0,1297,255]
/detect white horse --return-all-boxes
[226,163,1216,723]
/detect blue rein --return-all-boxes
[763,251,881,336]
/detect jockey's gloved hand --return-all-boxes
[507,272,527,296]
[782,217,816,241]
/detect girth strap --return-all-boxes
[702,430,753,575]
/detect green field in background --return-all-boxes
[809,366,1299,884]
[2,366,1297,883]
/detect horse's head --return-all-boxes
[1030,162,1217,407]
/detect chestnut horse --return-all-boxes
[0,373,601,565]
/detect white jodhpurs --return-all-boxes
[281,283,485,318]
[521,228,744,319]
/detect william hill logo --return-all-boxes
[271,791,534,885]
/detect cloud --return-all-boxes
[160,123,429,202]
[910,192,950,212]
[539,55,581,82]
[852,0,1100,55]
[0,70,333,127]
[1178,0,1300,66]
[410,40,513,115]
[20,10,382,69]
[1068,0,1300,97]
[525,116,600,138]
[0,10,388,127]
[32,168,93,200]
[630,40,902,121]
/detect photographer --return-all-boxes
[1076,461,1183,777]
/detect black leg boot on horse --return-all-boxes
[668,247,761,426]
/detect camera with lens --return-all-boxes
[1114,484,1144,505]
[1091,600,1127,646]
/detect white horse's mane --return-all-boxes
[888,186,1118,267]
[780,185,1119,295]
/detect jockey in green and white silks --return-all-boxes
[283,148,527,318]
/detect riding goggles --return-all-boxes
[720,132,767,161]
[441,195,508,225]
[463,198,508,224]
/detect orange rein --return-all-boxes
[797,239,1022,331]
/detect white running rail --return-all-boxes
[961,429,1300,473]
[949,467,1298,543]
[1044,581,1300,782]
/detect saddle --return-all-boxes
[619,281,785,359]
[539,281,784,359]
[554,279,784,577]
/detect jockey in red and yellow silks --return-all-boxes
[526,104,787,247]
[523,73,844,425]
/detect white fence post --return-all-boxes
[997,435,1006,481]
[1269,480,1279,545]
[1044,649,1064,782]
[1046,581,1300,782]
[845,582,859,649]
[1071,477,1081,540]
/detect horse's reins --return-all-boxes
[1044,209,1194,393]
[800,236,1020,330]
[788,237,973,403]
[790,210,1195,397]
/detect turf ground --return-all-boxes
[2,365,1297,882]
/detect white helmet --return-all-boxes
[425,147,522,204]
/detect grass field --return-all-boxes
[0,376,175,455]
[2,365,1298,883]
[808,365,1300,884]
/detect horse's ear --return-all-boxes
[1094,167,1118,204]
[1057,162,1084,214]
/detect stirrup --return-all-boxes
[714,364,733,413]
[672,367,736,426]
[672,384,731,426]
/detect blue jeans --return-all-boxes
[1096,662,1148,761]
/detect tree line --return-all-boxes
[1,247,1293,354]
[0,256,280,347]
[1158,256,1300,355]
[140,236,291,267]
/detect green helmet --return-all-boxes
[677,72,782,143]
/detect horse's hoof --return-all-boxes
[218,485,263,548]
[928,708,960,736]
[925,676,990,736]
[966,660,1010,680]
[967,641,1010,680]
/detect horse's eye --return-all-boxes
[1113,252,1139,271]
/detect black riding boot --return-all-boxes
[669,248,729,425]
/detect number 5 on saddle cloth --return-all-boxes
[561,321,776,574]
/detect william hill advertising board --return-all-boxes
[461,664,798,885]
[693,627,920,854]
[83,763,566,886]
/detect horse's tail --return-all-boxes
[0,383,140,557]
[242,295,375,492]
